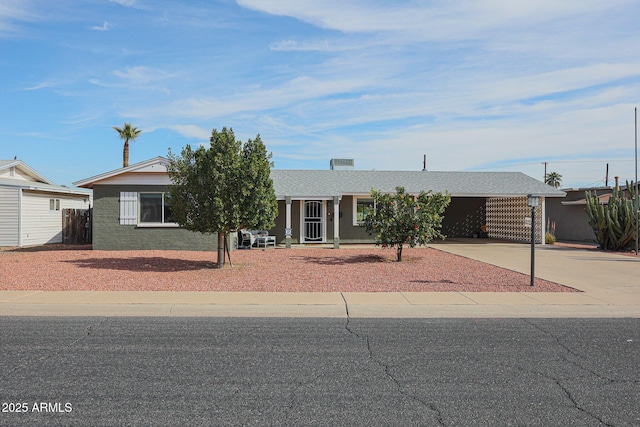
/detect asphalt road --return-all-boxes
[0,317,638,426]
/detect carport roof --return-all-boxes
[270,170,566,199]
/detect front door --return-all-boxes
[303,201,324,242]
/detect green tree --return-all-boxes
[545,171,563,189]
[113,122,142,167]
[166,127,277,268]
[363,186,451,261]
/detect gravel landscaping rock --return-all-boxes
[0,245,577,292]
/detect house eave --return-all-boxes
[0,179,91,197]
[73,156,170,188]
[21,186,92,197]
[276,192,566,200]
[0,160,56,185]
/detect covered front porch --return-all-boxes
[272,196,343,248]
[269,195,549,249]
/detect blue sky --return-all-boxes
[1,0,639,188]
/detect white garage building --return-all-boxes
[0,159,91,247]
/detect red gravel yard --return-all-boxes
[0,245,577,292]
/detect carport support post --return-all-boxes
[285,197,292,249]
[333,196,340,249]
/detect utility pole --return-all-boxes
[543,162,548,183]
[635,107,638,256]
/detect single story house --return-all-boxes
[546,185,623,243]
[73,157,216,251]
[0,159,92,247]
[74,157,565,250]
[271,160,565,247]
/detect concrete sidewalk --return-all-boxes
[1,242,638,318]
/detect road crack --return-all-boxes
[513,363,615,427]
[521,319,621,426]
[523,319,638,384]
[340,293,444,425]
[282,372,325,425]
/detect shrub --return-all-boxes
[545,232,556,245]
[363,186,450,261]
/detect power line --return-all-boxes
[542,159,635,164]
[473,158,635,171]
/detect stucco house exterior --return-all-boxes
[546,185,622,243]
[74,157,565,250]
[73,157,216,251]
[0,159,91,247]
[271,162,565,247]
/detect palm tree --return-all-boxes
[545,171,563,189]
[113,122,142,167]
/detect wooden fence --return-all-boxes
[62,208,92,244]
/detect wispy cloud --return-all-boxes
[238,0,634,41]
[109,0,139,7]
[0,0,37,36]
[61,113,100,126]
[112,66,175,85]
[23,78,65,91]
[270,38,360,52]
[168,124,210,140]
[126,73,378,121]
[91,21,112,31]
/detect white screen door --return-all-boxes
[303,201,324,242]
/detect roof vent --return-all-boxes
[330,159,354,170]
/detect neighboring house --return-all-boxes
[74,157,565,250]
[546,186,613,243]
[0,159,91,247]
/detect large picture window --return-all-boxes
[139,193,174,224]
[354,198,374,225]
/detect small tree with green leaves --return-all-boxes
[363,186,451,261]
[167,127,277,268]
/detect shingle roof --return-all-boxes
[74,156,566,199]
[270,170,566,199]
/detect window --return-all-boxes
[354,198,374,225]
[49,198,60,211]
[139,193,174,224]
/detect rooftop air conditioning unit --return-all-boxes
[330,159,354,170]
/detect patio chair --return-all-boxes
[255,232,276,248]
[239,230,256,249]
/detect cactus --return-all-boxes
[585,181,639,251]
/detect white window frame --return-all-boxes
[352,197,375,226]
[49,198,60,211]
[137,192,177,227]
[119,191,179,227]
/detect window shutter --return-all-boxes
[119,192,138,225]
